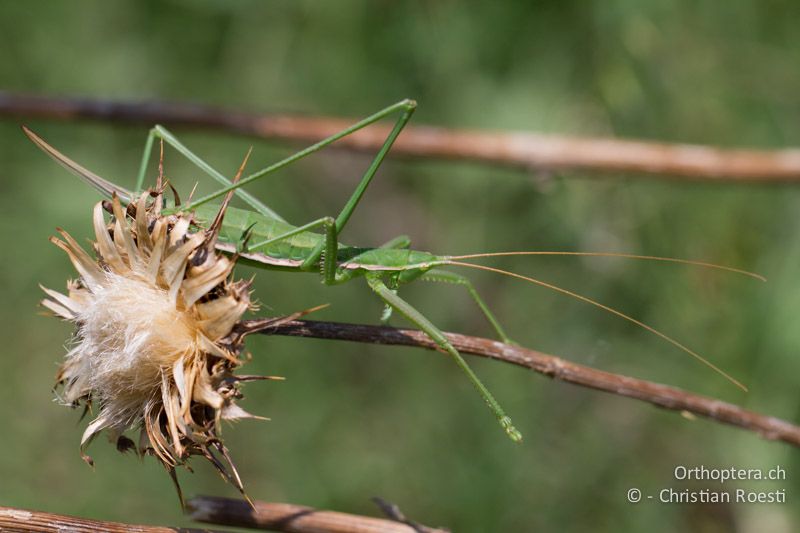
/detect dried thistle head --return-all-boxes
[41,189,268,501]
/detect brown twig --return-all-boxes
[187,496,449,533]
[0,505,223,533]
[241,318,800,448]
[370,497,443,533]
[3,91,800,181]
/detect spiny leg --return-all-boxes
[135,126,285,220]
[299,101,416,272]
[182,99,417,219]
[418,269,514,344]
[153,100,416,283]
[248,216,338,284]
[366,273,522,443]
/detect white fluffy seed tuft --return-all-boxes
[44,189,263,501]
[67,271,197,427]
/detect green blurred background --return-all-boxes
[1,1,798,531]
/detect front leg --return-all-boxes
[299,216,337,285]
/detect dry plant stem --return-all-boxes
[0,506,223,533]
[242,318,800,448]
[187,496,448,533]
[4,91,800,181]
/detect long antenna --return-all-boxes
[447,260,748,392]
[449,251,765,282]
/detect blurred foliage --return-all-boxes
[1,1,799,531]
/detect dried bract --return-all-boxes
[42,191,266,501]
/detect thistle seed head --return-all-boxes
[42,191,264,502]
